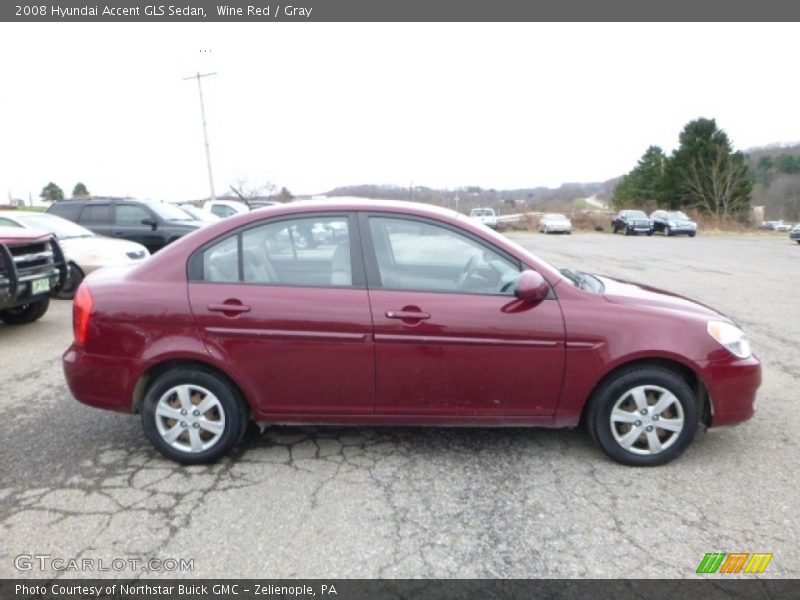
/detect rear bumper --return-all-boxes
[63,345,142,413]
[697,355,761,427]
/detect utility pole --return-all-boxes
[184,71,217,201]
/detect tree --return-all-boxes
[276,187,294,203]
[40,182,64,202]
[72,182,90,198]
[611,145,668,208]
[668,118,752,217]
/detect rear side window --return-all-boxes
[193,216,353,287]
[78,204,112,225]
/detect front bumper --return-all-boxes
[697,355,761,427]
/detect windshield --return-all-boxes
[14,213,94,239]
[626,210,648,219]
[667,211,689,220]
[150,202,195,221]
[471,209,494,217]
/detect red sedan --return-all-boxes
[63,200,760,466]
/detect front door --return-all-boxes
[188,213,375,417]
[363,215,565,416]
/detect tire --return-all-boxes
[624,227,631,236]
[612,225,619,234]
[665,226,672,237]
[689,232,697,238]
[646,230,653,236]
[56,263,84,300]
[141,368,248,464]
[586,367,698,466]
[0,297,50,325]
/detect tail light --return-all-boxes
[73,283,93,344]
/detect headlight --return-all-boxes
[707,321,751,359]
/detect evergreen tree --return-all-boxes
[40,182,64,202]
[669,118,752,218]
[72,182,90,198]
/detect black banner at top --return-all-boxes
[3,0,800,22]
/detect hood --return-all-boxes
[60,236,147,255]
[0,226,52,243]
[166,220,203,229]
[597,275,725,320]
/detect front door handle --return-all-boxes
[208,302,251,315]
[386,310,430,320]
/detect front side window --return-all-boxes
[368,217,520,294]
[115,204,152,227]
[198,216,352,287]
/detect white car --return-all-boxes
[177,203,221,224]
[469,208,497,229]
[0,211,149,299]
[203,199,250,219]
[539,213,572,234]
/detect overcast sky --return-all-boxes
[1,22,799,202]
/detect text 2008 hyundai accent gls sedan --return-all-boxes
[63,200,760,466]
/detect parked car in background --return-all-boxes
[611,210,654,236]
[790,224,800,244]
[0,211,149,299]
[0,226,65,324]
[469,207,497,229]
[760,220,791,232]
[176,203,221,224]
[650,210,698,237]
[203,199,250,219]
[538,213,572,234]
[63,200,760,467]
[47,198,202,254]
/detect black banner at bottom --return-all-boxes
[2,579,799,600]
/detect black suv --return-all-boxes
[611,210,654,236]
[47,198,202,253]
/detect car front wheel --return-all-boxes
[56,263,84,300]
[587,367,698,466]
[0,297,50,325]
[141,368,248,464]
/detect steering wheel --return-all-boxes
[455,256,478,288]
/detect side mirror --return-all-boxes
[141,218,157,230]
[514,270,549,304]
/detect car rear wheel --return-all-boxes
[0,297,50,325]
[665,226,672,236]
[56,263,84,300]
[141,368,248,464]
[587,367,698,466]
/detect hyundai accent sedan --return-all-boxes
[63,200,760,466]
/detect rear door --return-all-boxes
[362,214,566,417]
[77,202,112,237]
[187,212,375,417]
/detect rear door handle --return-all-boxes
[208,303,251,314]
[386,310,430,320]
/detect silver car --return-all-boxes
[538,213,572,234]
[0,211,149,298]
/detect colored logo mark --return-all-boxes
[696,552,773,574]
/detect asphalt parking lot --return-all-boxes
[1,232,797,579]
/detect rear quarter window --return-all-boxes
[47,202,83,221]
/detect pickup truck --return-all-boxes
[0,227,67,325]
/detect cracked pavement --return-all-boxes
[1,233,797,578]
